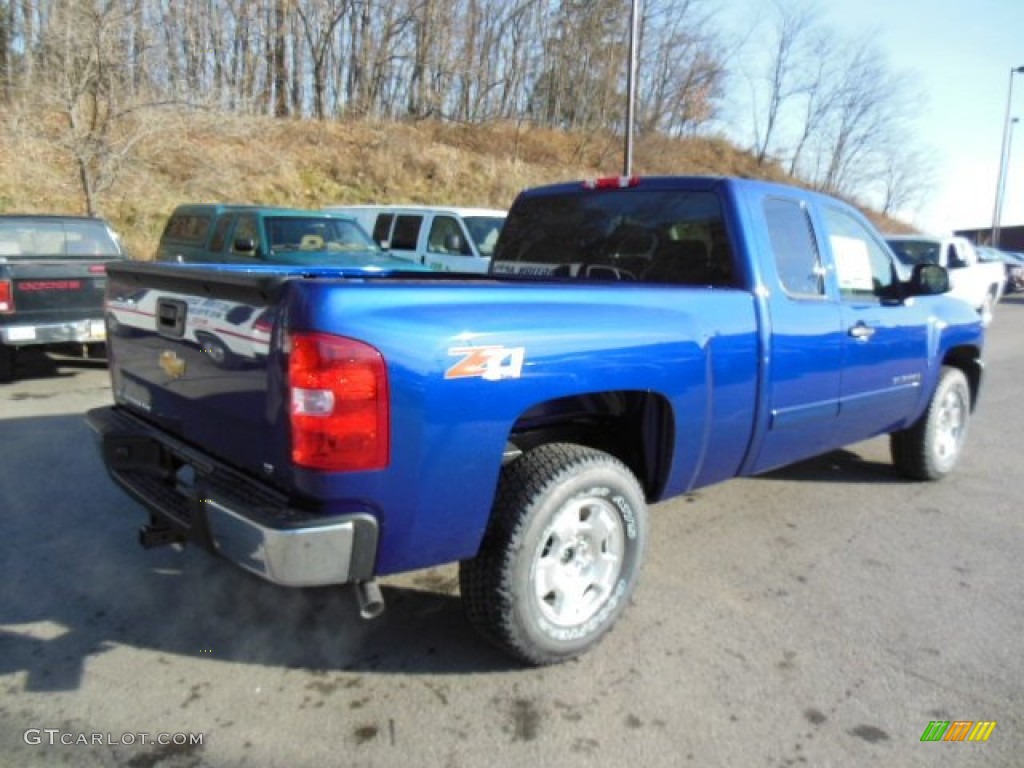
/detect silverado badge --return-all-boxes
[159,350,186,379]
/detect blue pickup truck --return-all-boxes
[88,176,984,665]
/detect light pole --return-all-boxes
[1000,117,1021,236]
[623,0,641,177]
[991,65,1024,247]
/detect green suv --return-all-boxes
[155,204,424,270]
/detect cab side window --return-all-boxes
[390,215,422,250]
[427,216,470,255]
[209,215,234,253]
[947,243,968,269]
[163,213,211,244]
[371,214,394,246]
[231,214,260,255]
[763,197,824,298]
[824,206,898,301]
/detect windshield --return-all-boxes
[265,217,379,253]
[975,245,1005,263]
[463,216,505,256]
[887,239,940,266]
[0,219,121,258]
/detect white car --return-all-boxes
[106,290,271,367]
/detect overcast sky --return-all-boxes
[718,0,1024,236]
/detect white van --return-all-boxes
[322,205,505,274]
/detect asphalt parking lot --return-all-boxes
[2,297,1022,767]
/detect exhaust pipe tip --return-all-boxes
[354,579,385,620]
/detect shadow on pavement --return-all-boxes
[760,447,903,484]
[0,413,514,693]
[2,347,108,383]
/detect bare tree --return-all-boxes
[748,0,819,164]
[295,0,350,119]
[272,0,289,117]
[38,0,174,215]
[0,2,10,102]
[785,27,836,178]
[635,0,726,137]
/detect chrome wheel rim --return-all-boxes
[934,386,967,465]
[532,495,625,628]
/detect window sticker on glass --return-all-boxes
[832,235,874,292]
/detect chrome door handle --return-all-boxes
[848,323,876,340]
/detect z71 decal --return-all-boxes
[446,346,526,381]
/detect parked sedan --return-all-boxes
[976,245,1024,294]
[1003,251,1024,293]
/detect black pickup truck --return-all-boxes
[0,215,126,381]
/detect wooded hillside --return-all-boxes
[0,1,920,256]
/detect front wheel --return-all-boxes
[459,443,648,666]
[891,366,971,481]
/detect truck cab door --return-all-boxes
[823,205,929,442]
[749,195,844,473]
[424,215,484,273]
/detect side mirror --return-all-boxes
[909,263,949,296]
[233,238,256,253]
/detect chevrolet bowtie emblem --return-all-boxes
[159,350,186,379]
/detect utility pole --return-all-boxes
[623,0,641,177]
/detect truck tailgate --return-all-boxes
[104,263,290,480]
[1,258,115,327]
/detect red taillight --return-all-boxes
[89,264,107,274]
[0,280,13,313]
[583,176,640,190]
[288,332,389,471]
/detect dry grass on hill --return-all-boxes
[0,110,909,259]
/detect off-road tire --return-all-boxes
[459,443,648,666]
[891,366,970,481]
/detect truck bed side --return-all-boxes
[104,267,759,574]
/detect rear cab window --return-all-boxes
[0,219,121,258]
[492,184,736,285]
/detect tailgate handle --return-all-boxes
[156,298,187,337]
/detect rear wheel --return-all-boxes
[459,443,648,665]
[891,366,970,481]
